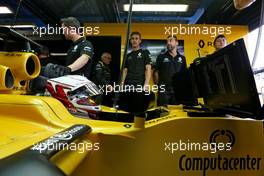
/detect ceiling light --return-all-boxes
[0,25,36,28]
[50,53,67,56]
[0,6,12,14]
[123,4,189,12]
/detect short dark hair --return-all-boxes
[61,17,81,29]
[167,35,178,41]
[214,35,226,45]
[130,31,141,39]
[101,52,111,59]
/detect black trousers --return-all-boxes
[158,87,177,106]
[118,92,152,113]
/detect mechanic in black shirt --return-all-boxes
[92,52,113,105]
[93,52,112,88]
[118,31,152,113]
[121,31,152,89]
[154,35,187,106]
[61,17,94,78]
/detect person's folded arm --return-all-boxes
[144,64,151,86]
[154,70,159,85]
[154,55,161,85]
[121,68,128,85]
[144,50,152,87]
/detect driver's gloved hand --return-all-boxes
[57,65,71,76]
[43,63,71,78]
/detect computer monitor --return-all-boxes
[190,39,263,119]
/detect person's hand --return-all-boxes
[66,66,72,73]
[57,65,71,76]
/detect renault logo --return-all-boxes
[198,40,205,48]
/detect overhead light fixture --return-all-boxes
[50,53,67,56]
[0,25,36,28]
[0,6,13,14]
[123,4,189,12]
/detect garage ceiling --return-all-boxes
[0,0,262,30]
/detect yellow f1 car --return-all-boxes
[0,17,263,176]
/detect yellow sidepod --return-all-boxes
[0,52,41,93]
[0,65,14,90]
